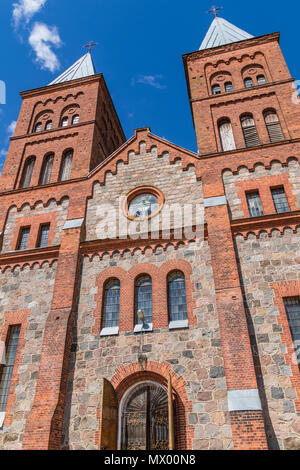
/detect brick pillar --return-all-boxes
[204,192,268,450]
[22,218,84,450]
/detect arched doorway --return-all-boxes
[119,381,169,450]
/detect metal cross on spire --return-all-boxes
[207,5,223,17]
[83,41,98,53]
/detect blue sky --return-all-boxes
[0,0,299,173]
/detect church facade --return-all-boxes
[0,16,300,451]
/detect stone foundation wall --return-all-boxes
[0,262,57,449]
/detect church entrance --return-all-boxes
[120,382,169,450]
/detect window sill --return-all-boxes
[134,323,153,333]
[169,320,189,330]
[0,412,5,428]
[100,327,119,337]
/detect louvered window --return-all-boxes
[45,120,52,131]
[135,276,152,326]
[38,224,50,248]
[72,114,79,125]
[34,122,42,132]
[0,326,21,413]
[241,115,260,147]
[61,117,68,127]
[225,82,233,93]
[39,154,54,185]
[257,75,266,86]
[246,192,264,217]
[271,187,290,213]
[59,150,73,181]
[212,84,221,95]
[264,111,284,143]
[219,119,236,152]
[18,227,30,251]
[168,272,188,323]
[102,279,120,329]
[244,78,254,88]
[20,157,35,188]
[284,298,300,369]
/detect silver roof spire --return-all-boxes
[49,51,96,85]
[199,16,254,50]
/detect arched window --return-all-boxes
[218,119,236,152]
[45,120,52,131]
[72,114,79,125]
[257,75,266,86]
[241,115,260,147]
[167,272,188,327]
[59,150,73,181]
[61,117,69,127]
[225,81,233,93]
[101,279,120,334]
[264,110,284,143]
[212,84,221,95]
[34,122,42,133]
[244,77,254,88]
[135,276,152,327]
[20,156,35,188]
[39,153,54,186]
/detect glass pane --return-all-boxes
[212,85,221,95]
[103,280,120,328]
[38,224,50,248]
[21,158,35,188]
[168,272,188,322]
[129,194,159,219]
[60,151,73,181]
[257,75,266,85]
[72,115,79,125]
[244,78,254,88]
[18,228,30,251]
[247,192,264,217]
[0,326,21,412]
[225,82,233,93]
[272,188,290,213]
[284,298,300,369]
[45,121,52,130]
[135,277,152,325]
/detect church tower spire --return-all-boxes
[199,15,254,50]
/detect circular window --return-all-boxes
[124,187,164,220]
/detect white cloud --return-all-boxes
[29,22,62,72]
[7,121,17,135]
[13,0,47,27]
[133,74,167,90]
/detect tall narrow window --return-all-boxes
[168,272,188,327]
[257,75,266,86]
[218,119,236,152]
[20,156,35,188]
[17,227,30,251]
[34,122,42,133]
[37,224,50,248]
[45,120,52,131]
[271,187,290,213]
[72,114,79,125]
[284,298,300,369]
[135,276,152,326]
[244,77,254,88]
[241,115,260,147]
[61,117,68,127]
[101,279,120,333]
[0,326,21,414]
[212,84,221,95]
[225,82,233,93]
[39,153,54,185]
[246,192,264,217]
[264,110,284,143]
[59,150,73,181]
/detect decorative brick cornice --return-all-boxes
[0,245,59,272]
[231,210,300,239]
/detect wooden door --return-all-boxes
[99,378,118,450]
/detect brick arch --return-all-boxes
[109,361,194,450]
[92,267,128,334]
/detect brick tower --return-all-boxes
[0,14,300,451]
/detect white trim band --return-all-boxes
[100,326,119,337]
[63,218,84,230]
[0,340,5,365]
[134,323,153,333]
[204,196,227,208]
[169,319,189,330]
[0,412,5,428]
[228,389,262,412]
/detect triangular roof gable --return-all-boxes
[88,127,199,182]
[200,17,254,50]
[49,52,96,85]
